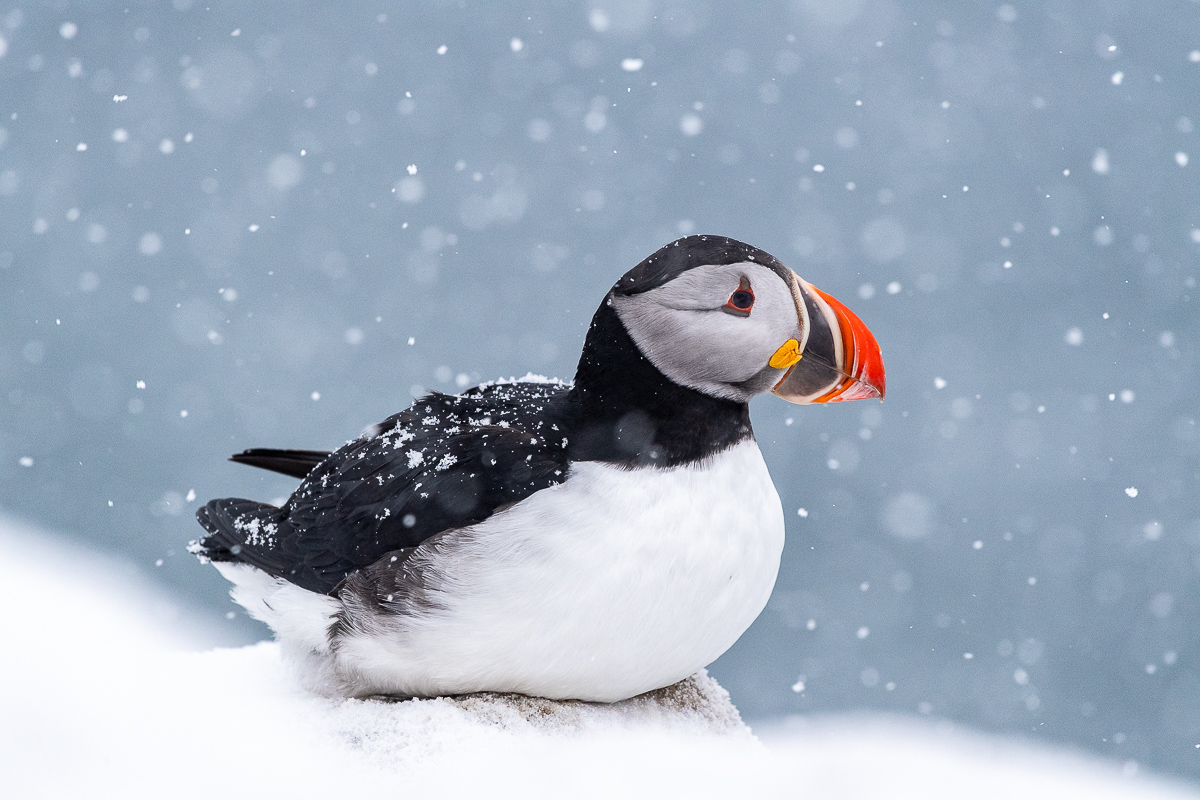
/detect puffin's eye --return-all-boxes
[723,279,755,316]
[730,290,754,309]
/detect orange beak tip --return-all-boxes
[809,286,886,404]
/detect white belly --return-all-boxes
[335,440,785,701]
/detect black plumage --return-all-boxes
[196,381,571,594]
[193,235,763,596]
[614,234,790,296]
[229,449,330,479]
[562,298,752,466]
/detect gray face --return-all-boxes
[611,262,802,402]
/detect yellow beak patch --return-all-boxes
[768,338,802,370]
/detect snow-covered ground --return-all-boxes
[1,514,1196,800]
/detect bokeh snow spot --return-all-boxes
[394,176,425,204]
[883,492,933,540]
[139,232,163,256]
[267,154,303,190]
[527,119,552,142]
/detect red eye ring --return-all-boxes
[723,278,754,316]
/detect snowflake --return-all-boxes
[235,516,278,547]
[388,429,416,449]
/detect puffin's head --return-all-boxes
[610,235,885,405]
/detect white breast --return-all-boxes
[334,439,785,701]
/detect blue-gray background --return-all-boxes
[2,0,1199,781]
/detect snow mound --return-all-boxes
[298,664,748,772]
[1,514,1198,800]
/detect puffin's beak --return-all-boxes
[770,272,886,404]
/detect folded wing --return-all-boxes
[194,382,571,594]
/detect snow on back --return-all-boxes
[474,372,572,392]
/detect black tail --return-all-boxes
[193,498,289,576]
[229,448,330,479]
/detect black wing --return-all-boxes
[230,448,331,479]
[194,381,572,595]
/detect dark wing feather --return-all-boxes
[229,448,331,479]
[194,381,571,594]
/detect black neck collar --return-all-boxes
[562,296,754,468]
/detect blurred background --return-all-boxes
[1,0,1198,783]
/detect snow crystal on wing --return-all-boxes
[392,430,416,448]
[234,515,278,548]
[472,373,571,392]
[512,372,570,386]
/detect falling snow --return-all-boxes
[1,1,1197,785]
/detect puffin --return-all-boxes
[192,235,885,702]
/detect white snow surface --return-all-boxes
[1,513,1197,800]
